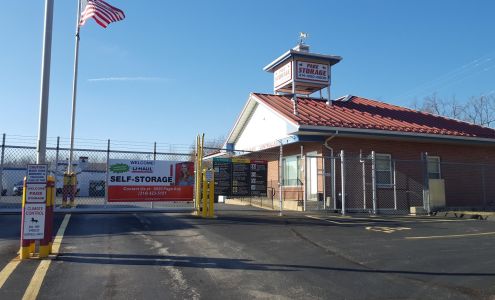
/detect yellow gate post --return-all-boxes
[20,177,31,259]
[194,134,204,215]
[208,169,215,218]
[201,169,208,218]
[39,176,54,258]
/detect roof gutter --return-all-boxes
[323,131,339,155]
[298,125,495,145]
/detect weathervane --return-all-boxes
[299,32,309,44]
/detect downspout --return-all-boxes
[324,131,338,210]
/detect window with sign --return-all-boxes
[282,155,301,186]
[375,153,392,186]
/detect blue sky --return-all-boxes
[1,0,494,150]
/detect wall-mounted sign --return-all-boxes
[26,164,47,184]
[107,159,194,202]
[213,158,267,197]
[296,61,329,83]
[22,203,45,240]
[274,61,292,88]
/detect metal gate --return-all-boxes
[0,135,195,213]
[302,154,335,211]
[335,150,425,215]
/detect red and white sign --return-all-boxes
[296,61,329,83]
[22,203,45,240]
[274,62,292,88]
[107,159,194,202]
[26,184,46,203]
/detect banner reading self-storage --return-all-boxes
[107,159,194,202]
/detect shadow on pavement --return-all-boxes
[56,252,495,277]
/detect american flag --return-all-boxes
[79,0,125,28]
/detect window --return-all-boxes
[375,153,392,186]
[282,155,301,186]
[427,156,441,179]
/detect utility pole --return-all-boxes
[36,0,55,164]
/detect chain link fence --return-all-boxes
[2,134,495,214]
[0,134,195,211]
[210,147,495,215]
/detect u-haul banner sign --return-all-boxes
[107,159,194,202]
[296,61,329,83]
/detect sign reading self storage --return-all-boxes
[213,158,267,197]
[107,159,194,202]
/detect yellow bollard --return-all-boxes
[208,170,215,218]
[20,177,31,259]
[194,134,204,215]
[202,169,208,218]
[48,176,55,254]
[39,176,54,258]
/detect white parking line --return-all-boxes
[305,215,375,225]
[307,214,471,224]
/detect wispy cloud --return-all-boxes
[87,77,169,82]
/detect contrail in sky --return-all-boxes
[88,77,169,82]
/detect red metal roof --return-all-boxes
[253,93,495,139]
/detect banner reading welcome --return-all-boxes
[107,159,194,202]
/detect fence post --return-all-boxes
[0,134,5,201]
[105,139,110,206]
[340,150,345,216]
[393,160,397,210]
[421,152,430,214]
[53,136,59,203]
[153,142,157,160]
[151,142,156,209]
[278,142,283,216]
[303,155,307,212]
[360,150,366,210]
[481,165,486,206]
[371,151,377,215]
[322,156,326,210]
[332,155,336,211]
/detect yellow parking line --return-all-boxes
[0,259,21,289]
[405,231,495,240]
[22,260,50,300]
[22,214,71,300]
[51,214,71,255]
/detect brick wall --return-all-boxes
[262,136,495,208]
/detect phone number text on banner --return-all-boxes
[107,159,194,202]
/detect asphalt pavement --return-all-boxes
[0,206,494,299]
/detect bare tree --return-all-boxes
[412,93,495,127]
[464,95,495,127]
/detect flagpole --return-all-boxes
[68,0,82,173]
[36,0,55,164]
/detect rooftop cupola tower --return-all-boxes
[263,33,342,113]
